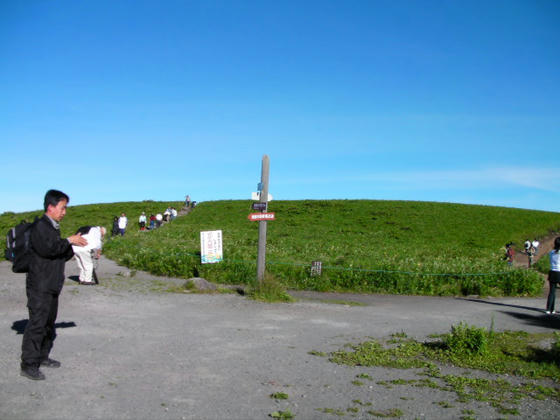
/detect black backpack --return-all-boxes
[5,218,38,273]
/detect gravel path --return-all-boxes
[1,257,559,420]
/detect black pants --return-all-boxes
[546,271,560,312]
[21,290,59,368]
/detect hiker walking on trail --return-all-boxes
[505,243,515,266]
[532,239,540,255]
[20,189,88,381]
[524,238,535,268]
[185,195,191,208]
[73,226,106,285]
[118,213,128,236]
[138,212,147,230]
[545,237,560,315]
[111,216,119,236]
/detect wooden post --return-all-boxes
[257,155,270,283]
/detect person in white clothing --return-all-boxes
[73,226,106,285]
[138,212,147,230]
[532,239,540,254]
[118,213,127,236]
[545,237,560,314]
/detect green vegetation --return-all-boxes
[367,408,404,418]
[318,323,560,417]
[270,392,289,400]
[330,326,560,381]
[269,410,294,419]
[2,199,558,296]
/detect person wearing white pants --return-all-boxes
[72,226,106,285]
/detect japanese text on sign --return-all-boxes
[200,230,223,264]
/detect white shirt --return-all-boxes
[118,216,128,229]
[550,251,560,272]
[73,226,103,252]
[139,214,147,223]
[156,213,163,221]
[532,240,540,249]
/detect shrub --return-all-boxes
[445,322,488,355]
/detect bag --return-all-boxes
[5,219,37,273]
[76,226,92,235]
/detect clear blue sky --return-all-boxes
[1,0,559,213]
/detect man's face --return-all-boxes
[47,199,68,222]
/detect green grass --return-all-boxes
[3,199,559,296]
[320,325,560,418]
[329,329,560,382]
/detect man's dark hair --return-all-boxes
[44,189,70,211]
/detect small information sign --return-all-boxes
[248,212,275,221]
[200,230,223,264]
[311,261,322,276]
[252,202,267,211]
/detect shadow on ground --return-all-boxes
[11,320,77,335]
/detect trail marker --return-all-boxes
[248,212,275,221]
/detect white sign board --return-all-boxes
[251,192,273,201]
[200,230,223,264]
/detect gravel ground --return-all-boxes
[1,257,559,420]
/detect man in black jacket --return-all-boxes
[20,189,88,381]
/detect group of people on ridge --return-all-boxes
[138,206,178,231]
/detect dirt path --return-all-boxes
[512,232,559,268]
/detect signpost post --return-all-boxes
[256,155,270,283]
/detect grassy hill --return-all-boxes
[2,199,558,296]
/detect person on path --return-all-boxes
[505,243,515,266]
[20,189,88,381]
[532,238,540,255]
[545,237,560,315]
[72,226,106,285]
[185,195,191,208]
[138,212,147,230]
[111,216,119,236]
[118,213,127,236]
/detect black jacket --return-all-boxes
[27,215,74,294]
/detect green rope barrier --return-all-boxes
[107,243,516,279]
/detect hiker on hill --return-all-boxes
[505,243,515,266]
[138,212,147,230]
[524,238,535,267]
[532,239,540,255]
[20,189,88,381]
[149,214,156,230]
[118,213,128,236]
[156,213,163,228]
[185,195,191,208]
[545,237,560,314]
[111,216,119,236]
[73,226,106,285]
[170,207,178,220]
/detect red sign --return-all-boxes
[248,212,275,221]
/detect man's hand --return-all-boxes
[68,233,88,247]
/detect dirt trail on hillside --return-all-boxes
[512,231,559,268]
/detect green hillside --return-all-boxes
[2,200,558,296]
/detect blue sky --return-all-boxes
[1,0,559,213]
